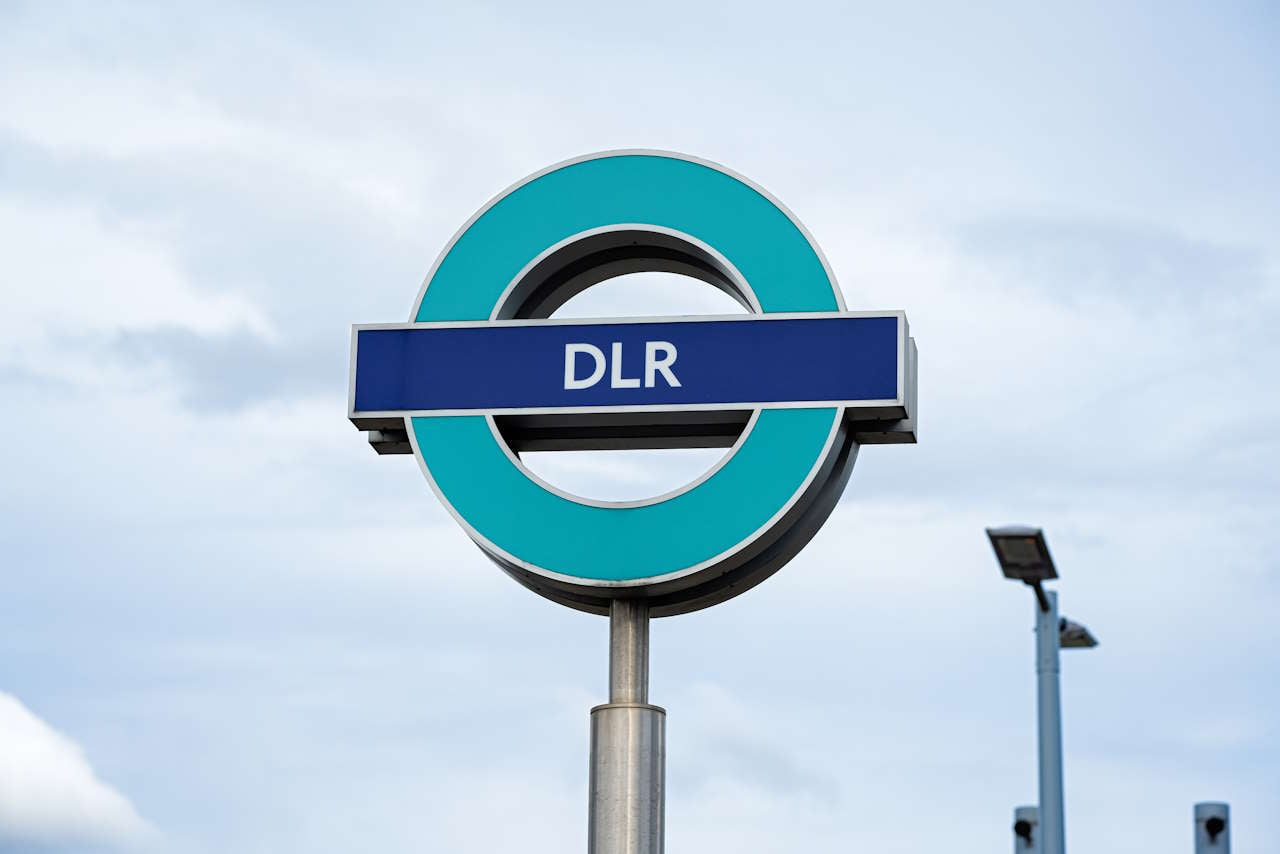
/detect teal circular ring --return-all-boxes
[409,152,845,592]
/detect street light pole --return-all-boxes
[1035,591,1066,854]
[987,526,1097,854]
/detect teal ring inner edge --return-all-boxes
[412,154,841,583]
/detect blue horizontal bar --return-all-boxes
[352,315,901,414]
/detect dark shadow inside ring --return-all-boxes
[493,229,755,452]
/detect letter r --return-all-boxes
[644,341,681,388]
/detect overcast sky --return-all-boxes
[1,2,1277,852]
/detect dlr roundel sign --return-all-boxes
[349,151,918,615]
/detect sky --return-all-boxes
[1,1,1277,852]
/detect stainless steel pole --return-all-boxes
[588,599,665,854]
[1194,802,1230,853]
[1035,590,1065,854]
[1013,805,1039,853]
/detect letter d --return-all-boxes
[564,343,606,389]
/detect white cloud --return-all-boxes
[0,198,270,386]
[0,61,440,227]
[0,693,155,850]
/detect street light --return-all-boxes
[987,524,1056,610]
[987,525,1098,854]
[1058,617,1097,650]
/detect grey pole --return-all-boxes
[588,600,665,854]
[1194,802,1230,853]
[1035,590,1066,854]
[1013,805,1039,853]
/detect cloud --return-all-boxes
[0,693,155,851]
[955,214,1269,306]
[0,199,270,388]
[109,326,334,411]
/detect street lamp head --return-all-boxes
[1059,617,1098,649]
[986,525,1058,582]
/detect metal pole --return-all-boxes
[1035,590,1065,854]
[588,600,665,854]
[1013,805,1039,853]
[1194,802,1230,853]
